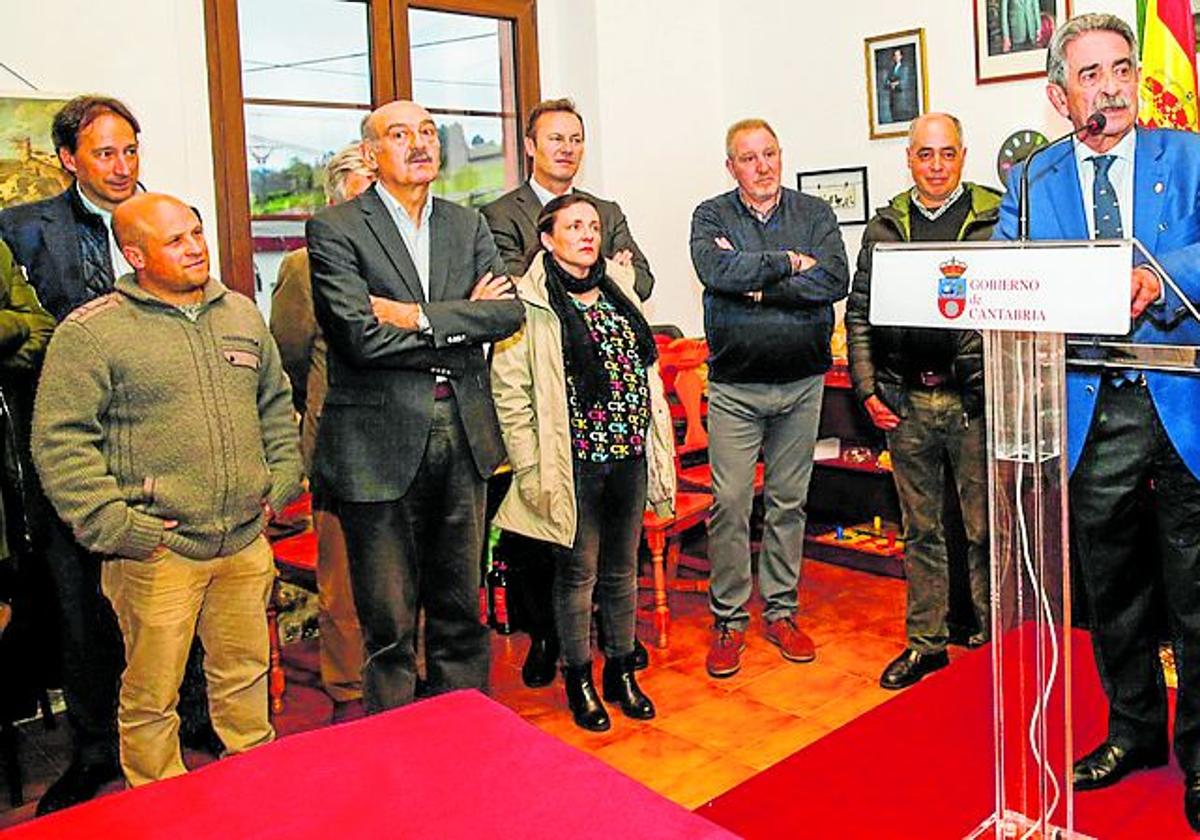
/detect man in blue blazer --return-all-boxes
[996,14,1200,828]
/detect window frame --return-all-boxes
[203,0,539,296]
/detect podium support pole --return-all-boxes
[966,330,1093,840]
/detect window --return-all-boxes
[204,0,539,311]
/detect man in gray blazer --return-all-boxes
[306,100,524,712]
[481,98,655,688]
[481,98,654,300]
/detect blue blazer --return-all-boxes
[0,188,89,323]
[995,128,1200,477]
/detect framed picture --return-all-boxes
[864,29,929,140]
[798,166,870,226]
[0,91,72,209]
[974,0,1072,84]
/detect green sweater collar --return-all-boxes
[115,274,227,310]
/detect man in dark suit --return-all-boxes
[306,99,523,712]
[995,13,1200,829]
[0,95,215,814]
[481,98,654,688]
[482,98,654,300]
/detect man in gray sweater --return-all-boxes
[33,193,302,786]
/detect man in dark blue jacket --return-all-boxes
[0,95,143,813]
[689,118,849,679]
[0,95,214,813]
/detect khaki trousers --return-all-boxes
[313,508,363,702]
[101,535,275,786]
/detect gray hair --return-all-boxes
[324,143,373,204]
[725,117,779,159]
[907,112,964,148]
[1047,13,1138,88]
[360,110,376,142]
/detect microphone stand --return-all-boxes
[1017,113,1104,241]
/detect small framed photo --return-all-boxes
[974,0,1072,84]
[798,166,870,227]
[864,28,928,140]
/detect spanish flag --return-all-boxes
[1137,0,1198,130]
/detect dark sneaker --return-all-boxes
[706,625,746,678]
[765,617,815,662]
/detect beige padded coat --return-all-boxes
[490,252,676,548]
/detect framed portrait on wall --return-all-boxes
[798,167,870,226]
[974,0,1073,84]
[0,91,72,209]
[864,29,928,140]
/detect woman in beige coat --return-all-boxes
[491,194,675,732]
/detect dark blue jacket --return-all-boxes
[0,187,113,323]
[689,187,849,383]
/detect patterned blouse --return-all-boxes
[565,293,651,463]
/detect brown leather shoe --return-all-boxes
[706,625,746,678]
[765,617,815,662]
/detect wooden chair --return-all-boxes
[639,491,713,649]
[635,339,718,649]
[266,493,317,714]
[656,337,764,495]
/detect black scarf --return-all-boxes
[542,253,658,409]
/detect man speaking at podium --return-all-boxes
[995,13,1200,828]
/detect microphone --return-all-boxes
[1017,112,1107,240]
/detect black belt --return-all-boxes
[909,371,951,389]
[434,381,454,400]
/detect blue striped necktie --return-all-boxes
[1091,155,1123,240]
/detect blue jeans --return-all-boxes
[707,376,824,629]
[551,458,647,667]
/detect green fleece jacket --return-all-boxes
[33,275,302,560]
[0,241,54,370]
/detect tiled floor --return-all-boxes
[491,559,946,809]
[1,559,971,828]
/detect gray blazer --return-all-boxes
[306,187,524,502]
[481,183,655,300]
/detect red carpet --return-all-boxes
[2,691,734,840]
[699,628,1191,839]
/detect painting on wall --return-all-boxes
[974,0,1073,84]
[0,92,72,209]
[864,29,928,140]
[798,167,870,226]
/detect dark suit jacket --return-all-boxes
[306,187,524,502]
[0,188,91,322]
[481,183,655,300]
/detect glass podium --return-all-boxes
[965,330,1092,840]
[870,239,1140,840]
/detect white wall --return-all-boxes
[2,0,1138,325]
[539,0,1136,334]
[2,1,220,271]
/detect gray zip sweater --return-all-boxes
[33,275,302,560]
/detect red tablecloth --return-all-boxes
[4,691,735,840]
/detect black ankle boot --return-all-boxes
[522,635,559,688]
[602,653,656,720]
[631,636,650,671]
[563,662,610,732]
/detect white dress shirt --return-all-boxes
[1072,129,1135,240]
